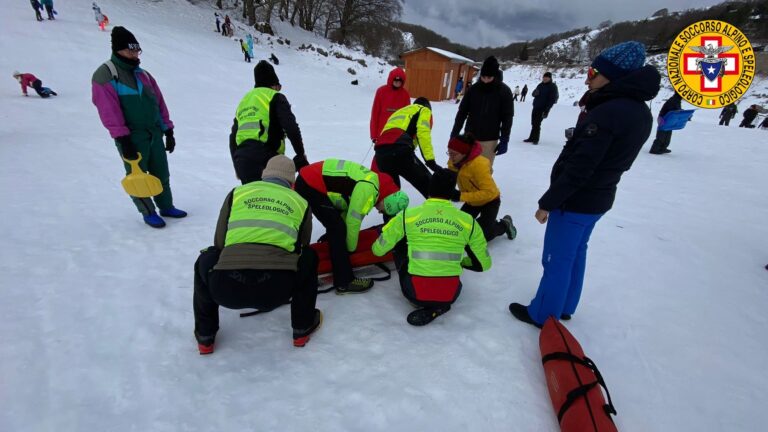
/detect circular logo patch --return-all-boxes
[666,20,755,109]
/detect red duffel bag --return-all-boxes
[310,226,393,275]
[539,318,618,432]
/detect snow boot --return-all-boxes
[407,306,450,326]
[335,277,374,295]
[560,314,572,320]
[508,302,542,329]
[160,207,188,218]
[502,215,517,240]
[195,331,215,355]
[143,213,166,228]
[523,138,538,144]
[293,309,323,347]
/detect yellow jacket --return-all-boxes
[448,154,500,207]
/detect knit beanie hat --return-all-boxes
[429,168,458,199]
[262,155,296,184]
[543,72,552,79]
[591,41,646,81]
[111,27,140,53]
[413,96,431,109]
[254,60,280,87]
[448,135,475,155]
[480,56,500,77]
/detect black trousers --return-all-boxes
[44,4,53,18]
[193,247,319,337]
[528,107,546,141]
[719,116,732,126]
[374,145,431,198]
[650,130,672,152]
[233,142,278,185]
[520,94,526,102]
[740,118,755,128]
[30,79,48,98]
[393,245,461,309]
[461,199,506,242]
[294,177,354,286]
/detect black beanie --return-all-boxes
[429,168,458,199]
[111,26,140,53]
[414,96,431,109]
[480,56,499,77]
[543,72,552,79]
[254,60,280,87]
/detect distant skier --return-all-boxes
[719,103,737,126]
[12,71,57,98]
[740,105,759,128]
[92,2,108,31]
[30,0,43,21]
[649,93,683,154]
[520,84,528,102]
[40,0,54,20]
[240,39,251,62]
[513,85,520,101]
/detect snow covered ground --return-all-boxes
[1,1,767,431]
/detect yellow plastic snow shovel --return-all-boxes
[121,153,163,198]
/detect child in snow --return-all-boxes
[30,0,43,21]
[92,3,108,31]
[12,71,57,98]
[240,39,251,62]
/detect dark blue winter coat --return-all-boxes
[538,65,661,214]
[658,94,682,118]
[532,81,559,111]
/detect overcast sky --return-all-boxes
[401,0,727,48]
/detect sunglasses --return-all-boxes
[587,67,599,80]
[393,77,403,82]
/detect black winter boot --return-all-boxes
[508,303,542,329]
[407,306,450,326]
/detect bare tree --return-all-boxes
[329,0,403,45]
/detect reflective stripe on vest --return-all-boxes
[224,181,308,252]
[235,88,285,153]
[411,251,463,261]
[321,158,379,214]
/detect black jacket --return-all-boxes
[532,81,559,111]
[743,108,758,122]
[450,73,514,141]
[658,95,682,118]
[229,91,305,159]
[538,65,661,214]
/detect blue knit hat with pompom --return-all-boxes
[591,41,646,81]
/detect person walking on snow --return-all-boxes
[370,67,410,144]
[513,85,520,101]
[230,60,309,184]
[40,0,55,20]
[451,56,514,166]
[92,2,108,31]
[30,0,43,21]
[372,168,491,326]
[373,98,439,198]
[649,93,682,154]
[240,39,251,62]
[91,27,186,228]
[520,84,528,102]
[294,159,409,294]
[193,156,322,354]
[719,103,737,126]
[446,133,517,242]
[12,71,57,98]
[524,72,559,144]
[246,34,254,59]
[509,41,661,328]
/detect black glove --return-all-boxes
[425,159,442,172]
[450,189,461,202]
[164,129,176,153]
[542,111,549,119]
[293,154,309,170]
[117,136,138,160]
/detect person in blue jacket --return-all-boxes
[246,33,254,59]
[509,41,661,328]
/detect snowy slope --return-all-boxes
[1,1,768,432]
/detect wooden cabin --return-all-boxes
[400,47,477,102]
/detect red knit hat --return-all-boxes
[448,136,474,155]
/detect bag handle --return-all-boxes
[542,352,617,422]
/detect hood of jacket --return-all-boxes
[387,67,406,88]
[586,65,660,110]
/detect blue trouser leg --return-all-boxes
[562,213,601,315]
[527,211,602,324]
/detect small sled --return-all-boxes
[121,153,163,198]
[658,109,695,131]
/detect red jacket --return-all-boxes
[17,73,38,95]
[369,68,410,140]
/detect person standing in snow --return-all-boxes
[740,105,759,128]
[509,41,661,328]
[520,84,528,102]
[91,27,186,228]
[524,72,559,145]
[246,33,254,59]
[446,133,517,242]
[30,0,43,21]
[40,0,54,20]
[230,60,309,184]
[719,103,737,126]
[215,13,221,33]
[450,56,514,166]
[223,15,232,37]
[513,85,520,101]
[370,67,410,144]
[649,93,682,154]
[92,2,108,31]
[240,39,251,62]
[372,169,491,326]
[193,155,322,354]
[12,71,57,98]
[373,98,438,198]
[454,77,464,101]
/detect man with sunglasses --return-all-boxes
[524,72,559,144]
[509,41,661,328]
[92,26,186,228]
